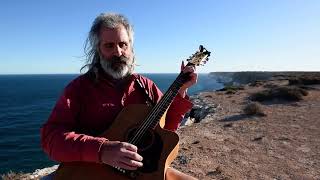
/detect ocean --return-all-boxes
[0,73,223,174]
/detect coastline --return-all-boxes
[2,72,320,179]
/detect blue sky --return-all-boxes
[1,0,319,74]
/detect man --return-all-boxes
[41,13,197,180]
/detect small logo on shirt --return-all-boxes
[102,103,115,108]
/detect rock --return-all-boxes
[29,165,58,179]
[176,155,189,165]
[192,140,200,144]
[181,96,219,126]
[206,166,222,176]
[252,135,264,141]
[223,123,233,128]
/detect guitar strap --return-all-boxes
[134,78,156,107]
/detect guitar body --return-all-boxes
[54,104,180,180]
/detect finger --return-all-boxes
[117,161,139,170]
[180,61,185,71]
[124,150,143,161]
[192,73,198,83]
[183,66,196,74]
[121,157,143,168]
[121,142,138,152]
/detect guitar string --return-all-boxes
[113,86,179,174]
[129,76,183,145]
[130,76,182,143]
[130,88,175,144]
[122,61,205,171]
[113,81,181,173]
[129,78,181,144]
[116,89,176,173]
[121,54,208,171]
[130,74,184,144]
[130,61,200,144]
[130,76,183,144]
[129,83,176,144]
[132,56,209,141]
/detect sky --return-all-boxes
[0,0,319,74]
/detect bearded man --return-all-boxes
[41,13,197,180]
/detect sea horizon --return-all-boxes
[1,70,320,75]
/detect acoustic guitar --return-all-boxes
[54,45,211,180]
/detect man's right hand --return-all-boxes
[100,141,143,170]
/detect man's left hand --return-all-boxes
[178,61,198,98]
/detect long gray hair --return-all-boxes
[81,13,135,77]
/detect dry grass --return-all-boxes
[289,75,320,85]
[243,102,265,116]
[217,85,245,94]
[250,86,308,102]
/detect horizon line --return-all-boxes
[0,70,319,75]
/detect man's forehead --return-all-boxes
[99,25,129,42]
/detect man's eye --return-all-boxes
[104,43,114,48]
[119,42,128,48]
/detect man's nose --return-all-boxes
[114,45,123,57]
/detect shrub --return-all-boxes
[217,85,244,92]
[243,102,265,116]
[225,89,236,94]
[250,86,308,102]
[289,75,320,85]
[249,80,265,87]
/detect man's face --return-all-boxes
[98,25,134,79]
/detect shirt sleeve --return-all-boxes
[164,94,193,131]
[40,78,107,163]
[144,77,193,131]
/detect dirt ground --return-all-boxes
[172,81,320,180]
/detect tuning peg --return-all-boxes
[199,45,204,52]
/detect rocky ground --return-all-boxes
[3,74,320,180]
[173,78,320,180]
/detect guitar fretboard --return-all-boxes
[128,69,191,145]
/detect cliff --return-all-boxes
[2,72,320,179]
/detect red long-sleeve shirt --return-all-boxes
[40,72,193,163]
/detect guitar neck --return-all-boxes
[146,63,194,128]
[128,64,193,144]
[128,45,210,145]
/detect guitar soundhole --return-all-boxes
[126,128,163,173]
[127,128,154,151]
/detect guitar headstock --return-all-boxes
[186,45,211,66]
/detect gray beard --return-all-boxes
[99,55,134,79]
